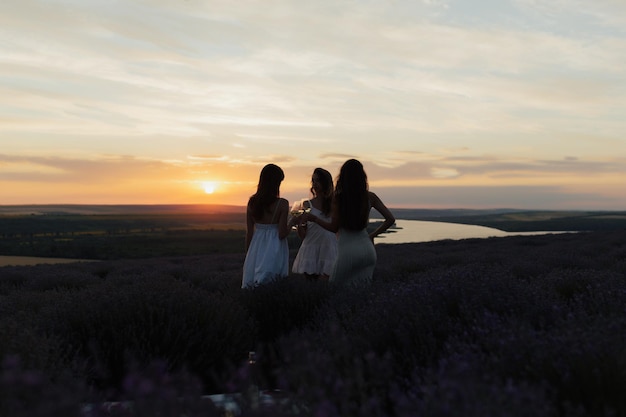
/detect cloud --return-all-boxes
[4,0,625,143]
[379,185,623,210]
[318,153,359,160]
[0,154,173,184]
[0,0,625,208]
[1,151,624,209]
[358,155,626,182]
[514,0,626,31]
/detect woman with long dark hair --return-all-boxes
[291,167,338,280]
[242,163,295,288]
[303,159,395,286]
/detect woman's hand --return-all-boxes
[289,213,308,228]
[288,213,300,228]
[301,212,317,224]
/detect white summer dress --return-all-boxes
[292,202,338,276]
[242,206,289,289]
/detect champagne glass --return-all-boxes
[290,200,303,216]
[289,200,304,229]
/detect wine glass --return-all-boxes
[289,200,304,229]
[289,199,312,229]
[290,200,303,216]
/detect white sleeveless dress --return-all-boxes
[292,204,338,276]
[242,208,289,289]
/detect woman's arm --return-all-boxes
[368,191,395,241]
[245,203,255,251]
[305,199,339,233]
[277,198,292,239]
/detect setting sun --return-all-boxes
[202,181,218,194]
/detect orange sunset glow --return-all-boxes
[1,1,625,210]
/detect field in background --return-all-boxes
[1,205,624,262]
[0,204,244,216]
[0,207,248,261]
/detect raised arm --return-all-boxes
[306,199,339,233]
[368,191,395,241]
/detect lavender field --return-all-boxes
[1,229,625,416]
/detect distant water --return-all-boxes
[0,220,564,267]
[374,219,565,244]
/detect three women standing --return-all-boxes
[242,159,395,288]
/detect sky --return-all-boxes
[1,0,625,210]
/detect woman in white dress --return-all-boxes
[292,168,338,281]
[242,164,297,289]
[302,159,395,286]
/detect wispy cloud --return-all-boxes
[1,0,625,208]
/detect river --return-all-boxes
[0,220,564,266]
[373,219,566,244]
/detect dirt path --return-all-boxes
[0,256,98,267]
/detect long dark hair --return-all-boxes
[249,164,284,220]
[334,159,369,230]
[311,167,333,216]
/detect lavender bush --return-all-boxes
[0,230,625,416]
